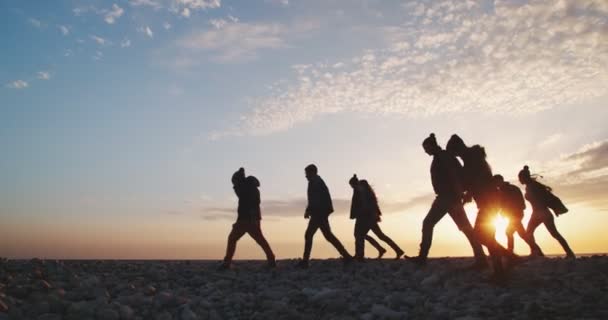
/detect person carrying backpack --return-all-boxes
[493,174,543,256]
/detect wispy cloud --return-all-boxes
[129,0,163,10]
[93,51,104,61]
[218,0,608,136]
[535,139,608,211]
[264,0,289,7]
[121,38,132,48]
[176,21,287,63]
[37,71,51,80]
[181,7,191,18]
[139,26,154,38]
[58,25,70,35]
[163,21,172,30]
[90,35,108,45]
[104,4,125,24]
[6,80,28,89]
[28,18,42,28]
[201,194,432,221]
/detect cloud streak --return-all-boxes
[220,0,608,136]
[534,139,608,211]
[104,4,124,24]
[201,194,432,221]
[177,22,286,62]
[6,80,28,89]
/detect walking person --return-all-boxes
[446,134,520,278]
[349,175,405,261]
[409,134,486,267]
[518,166,575,259]
[219,168,276,270]
[493,174,544,256]
[298,164,352,268]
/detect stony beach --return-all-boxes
[1,256,607,320]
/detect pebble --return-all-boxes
[0,257,604,319]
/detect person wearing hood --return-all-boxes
[219,168,276,270]
[408,133,486,267]
[350,175,405,260]
[446,134,520,278]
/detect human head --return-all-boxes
[446,134,466,156]
[305,164,318,180]
[518,165,531,184]
[492,174,505,188]
[231,167,245,185]
[349,174,359,188]
[246,175,260,188]
[422,133,441,156]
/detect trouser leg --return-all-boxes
[303,218,320,261]
[543,213,575,256]
[364,235,385,254]
[474,210,506,275]
[370,223,403,255]
[419,197,448,259]
[223,223,247,264]
[450,204,486,262]
[247,222,276,262]
[526,212,544,256]
[506,220,516,253]
[319,217,351,258]
[354,219,372,259]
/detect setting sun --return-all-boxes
[494,215,509,246]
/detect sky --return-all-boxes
[1,0,607,260]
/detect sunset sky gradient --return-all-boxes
[1,0,607,259]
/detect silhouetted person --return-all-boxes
[518,165,575,259]
[298,164,352,268]
[446,134,519,278]
[409,134,486,267]
[493,174,543,256]
[220,168,276,270]
[349,175,405,260]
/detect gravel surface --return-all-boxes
[1,256,607,319]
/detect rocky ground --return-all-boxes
[0,256,607,320]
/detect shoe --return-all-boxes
[565,252,576,260]
[394,249,405,260]
[342,255,354,265]
[377,248,387,260]
[296,260,309,269]
[217,262,231,271]
[267,259,277,269]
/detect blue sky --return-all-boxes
[1,0,607,259]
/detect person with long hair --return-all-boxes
[446,134,519,278]
[349,175,405,260]
[409,133,486,267]
[518,165,575,259]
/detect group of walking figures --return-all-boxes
[218,133,576,279]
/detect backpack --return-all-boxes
[503,183,526,212]
[534,181,569,216]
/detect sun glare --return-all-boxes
[494,215,509,245]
